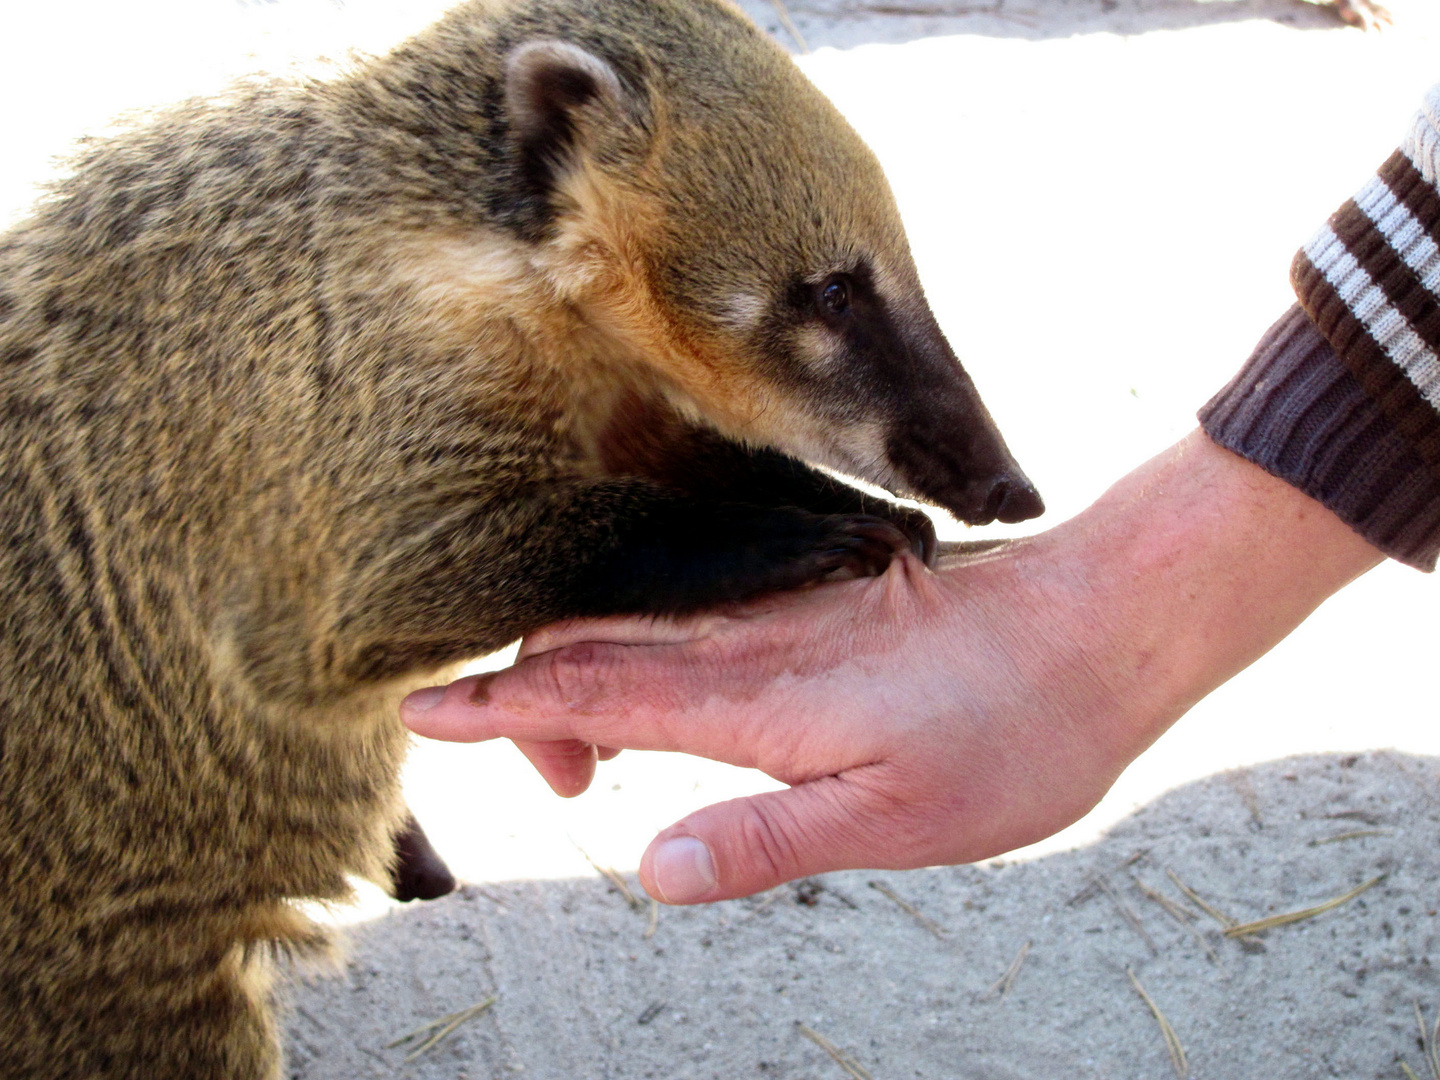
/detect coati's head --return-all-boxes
[489,0,1042,525]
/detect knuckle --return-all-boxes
[519,623,565,656]
[548,738,597,763]
[539,640,618,712]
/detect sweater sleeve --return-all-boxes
[1198,86,1440,571]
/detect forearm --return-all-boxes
[1199,307,1440,571]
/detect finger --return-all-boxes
[403,644,771,767]
[401,675,503,742]
[636,766,925,904]
[515,583,830,660]
[512,738,597,798]
[596,746,622,762]
[403,562,929,759]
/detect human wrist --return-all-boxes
[1010,431,1383,766]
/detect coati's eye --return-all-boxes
[819,276,851,316]
[789,271,862,322]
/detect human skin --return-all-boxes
[403,429,1385,904]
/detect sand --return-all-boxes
[5,0,1440,1075]
[288,751,1440,1079]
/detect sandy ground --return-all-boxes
[289,751,1439,1079]
[5,0,1440,1075]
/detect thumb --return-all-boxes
[639,768,913,903]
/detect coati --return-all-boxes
[0,0,1041,1075]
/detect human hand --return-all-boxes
[406,547,1138,904]
[403,432,1382,904]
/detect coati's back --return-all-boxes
[0,79,447,1078]
[0,144,409,1071]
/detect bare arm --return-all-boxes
[402,429,1382,903]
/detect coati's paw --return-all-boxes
[721,509,917,599]
[796,513,915,583]
[877,504,938,567]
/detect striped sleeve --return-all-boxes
[1198,86,1440,571]
[1291,88,1440,477]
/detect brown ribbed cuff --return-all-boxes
[1200,305,1440,571]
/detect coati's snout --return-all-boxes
[871,305,1044,527]
[717,263,1042,532]
[883,389,1045,527]
[774,269,1045,528]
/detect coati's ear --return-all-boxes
[505,40,632,197]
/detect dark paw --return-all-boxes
[741,510,916,596]
[578,499,935,616]
[801,514,915,581]
[391,812,457,902]
[882,504,938,567]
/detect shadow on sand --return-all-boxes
[283,750,1440,1079]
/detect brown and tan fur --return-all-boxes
[0,1,1040,1076]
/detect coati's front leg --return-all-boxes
[654,439,939,565]
[334,472,920,686]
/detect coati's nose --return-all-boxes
[983,476,1045,525]
[949,472,1044,526]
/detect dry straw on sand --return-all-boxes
[988,940,1032,999]
[385,996,498,1063]
[1132,875,1219,965]
[577,844,643,912]
[766,0,809,51]
[1127,969,1188,1079]
[1220,875,1384,938]
[1407,1002,1440,1080]
[1165,869,1239,930]
[1097,874,1158,954]
[796,1022,875,1080]
[868,879,947,939]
